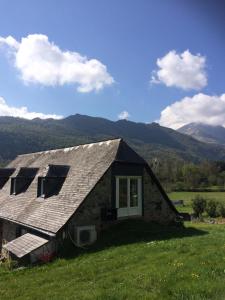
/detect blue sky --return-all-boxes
[0,0,224,128]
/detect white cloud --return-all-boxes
[0,35,19,49]
[159,93,225,129]
[151,50,207,90]
[118,110,130,120]
[0,34,114,93]
[0,97,63,120]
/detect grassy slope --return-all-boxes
[169,191,225,213]
[1,221,225,299]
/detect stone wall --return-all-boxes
[143,168,177,223]
[0,221,2,249]
[1,220,17,245]
[68,168,112,235]
[30,240,57,263]
[0,220,18,256]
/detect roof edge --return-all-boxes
[0,216,56,237]
[17,138,122,158]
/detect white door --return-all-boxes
[116,177,142,218]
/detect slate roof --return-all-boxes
[0,138,177,236]
[3,233,48,258]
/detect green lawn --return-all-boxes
[169,191,225,213]
[1,220,225,299]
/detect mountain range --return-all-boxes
[0,114,225,166]
[178,123,225,145]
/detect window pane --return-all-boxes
[119,178,127,208]
[130,179,138,207]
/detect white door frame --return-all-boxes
[116,176,142,218]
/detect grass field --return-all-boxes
[1,220,225,299]
[169,191,225,213]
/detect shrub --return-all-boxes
[205,200,218,218]
[218,203,225,218]
[1,258,18,270]
[191,195,206,217]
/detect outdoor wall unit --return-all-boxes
[74,225,97,247]
[101,208,117,221]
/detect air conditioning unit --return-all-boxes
[75,225,97,247]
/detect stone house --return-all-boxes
[0,138,178,263]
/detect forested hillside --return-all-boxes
[0,114,225,166]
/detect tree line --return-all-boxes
[150,159,225,191]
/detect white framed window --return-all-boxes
[116,176,142,218]
[12,178,17,195]
[40,178,45,198]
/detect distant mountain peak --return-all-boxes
[178,122,225,145]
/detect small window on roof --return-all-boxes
[37,165,70,199]
[0,168,15,189]
[39,177,45,198]
[47,165,70,177]
[10,167,38,195]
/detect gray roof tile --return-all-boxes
[0,139,123,234]
[3,233,48,258]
